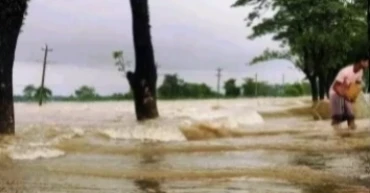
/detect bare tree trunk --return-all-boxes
[318,70,326,100]
[307,75,318,102]
[326,67,340,98]
[0,0,29,134]
[127,0,159,121]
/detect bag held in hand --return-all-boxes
[345,83,361,101]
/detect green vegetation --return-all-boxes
[232,0,367,101]
[22,84,52,102]
[15,74,311,102]
[157,74,219,99]
[113,50,131,73]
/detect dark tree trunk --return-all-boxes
[127,0,159,121]
[0,1,29,134]
[326,67,340,98]
[307,75,318,102]
[317,70,326,100]
[326,70,333,98]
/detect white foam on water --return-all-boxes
[7,146,65,160]
[360,174,370,180]
[231,177,291,184]
[14,98,308,143]
[99,120,187,142]
[2,126,85,161]
[95,103,265,141]
[180,108,264,130]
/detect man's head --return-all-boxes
[354,51,369,69]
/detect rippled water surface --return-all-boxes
[1,97,369,193]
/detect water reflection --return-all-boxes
[290,152,343,193]
[0,159,25,193]
[140,152,162,165]
[291,150,370,192]
[134,142,166,193]
[358,151,370,188]
[134,179,166,193]
[301,184,339,193]
[359,151,370,174]
[291,152,329,170]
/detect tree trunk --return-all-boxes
[0,1,29,134]
[307,75,318,102]
[326,70,334,98]
[326,67,339,98]
[127,0,159,121]
[318,71,326,100]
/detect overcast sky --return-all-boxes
[14,0,304,95]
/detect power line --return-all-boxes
[39,44,53,106]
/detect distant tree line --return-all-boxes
[16,85,132,102]
[15,74,312,102]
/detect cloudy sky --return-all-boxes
[14,0,304,95]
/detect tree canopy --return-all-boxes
[74,85,98,101]
[232,0,367,101]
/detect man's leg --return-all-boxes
[330,94,345,130]
[348,119,356,130]
[331,119,342,130]
[344,101,356,130]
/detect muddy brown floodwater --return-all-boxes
[0,98,369,193]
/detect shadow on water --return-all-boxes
[134,179,166,193]
[134,142,166,193]
[302,184,339,193]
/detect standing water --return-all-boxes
[1,97,369,192]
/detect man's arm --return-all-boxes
[333,81,347,96]
[332,69,349,98]
[355,73,363,84]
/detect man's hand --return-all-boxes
[334,83,348,96]
[345,96,355,103]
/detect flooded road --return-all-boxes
[1,97,369,192]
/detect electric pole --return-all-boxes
[216,68,222,96]
[254,73,258,97]
[39,44,52,106]
[282,73,285,96]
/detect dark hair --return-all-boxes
[354,50,369,63]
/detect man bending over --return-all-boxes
[329,52,369,131]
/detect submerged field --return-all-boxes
[0,97,369,192]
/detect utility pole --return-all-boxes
[281,73,285,96]
[254,73,258,97]
[216,68,222,96]
[39,44,52,106]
